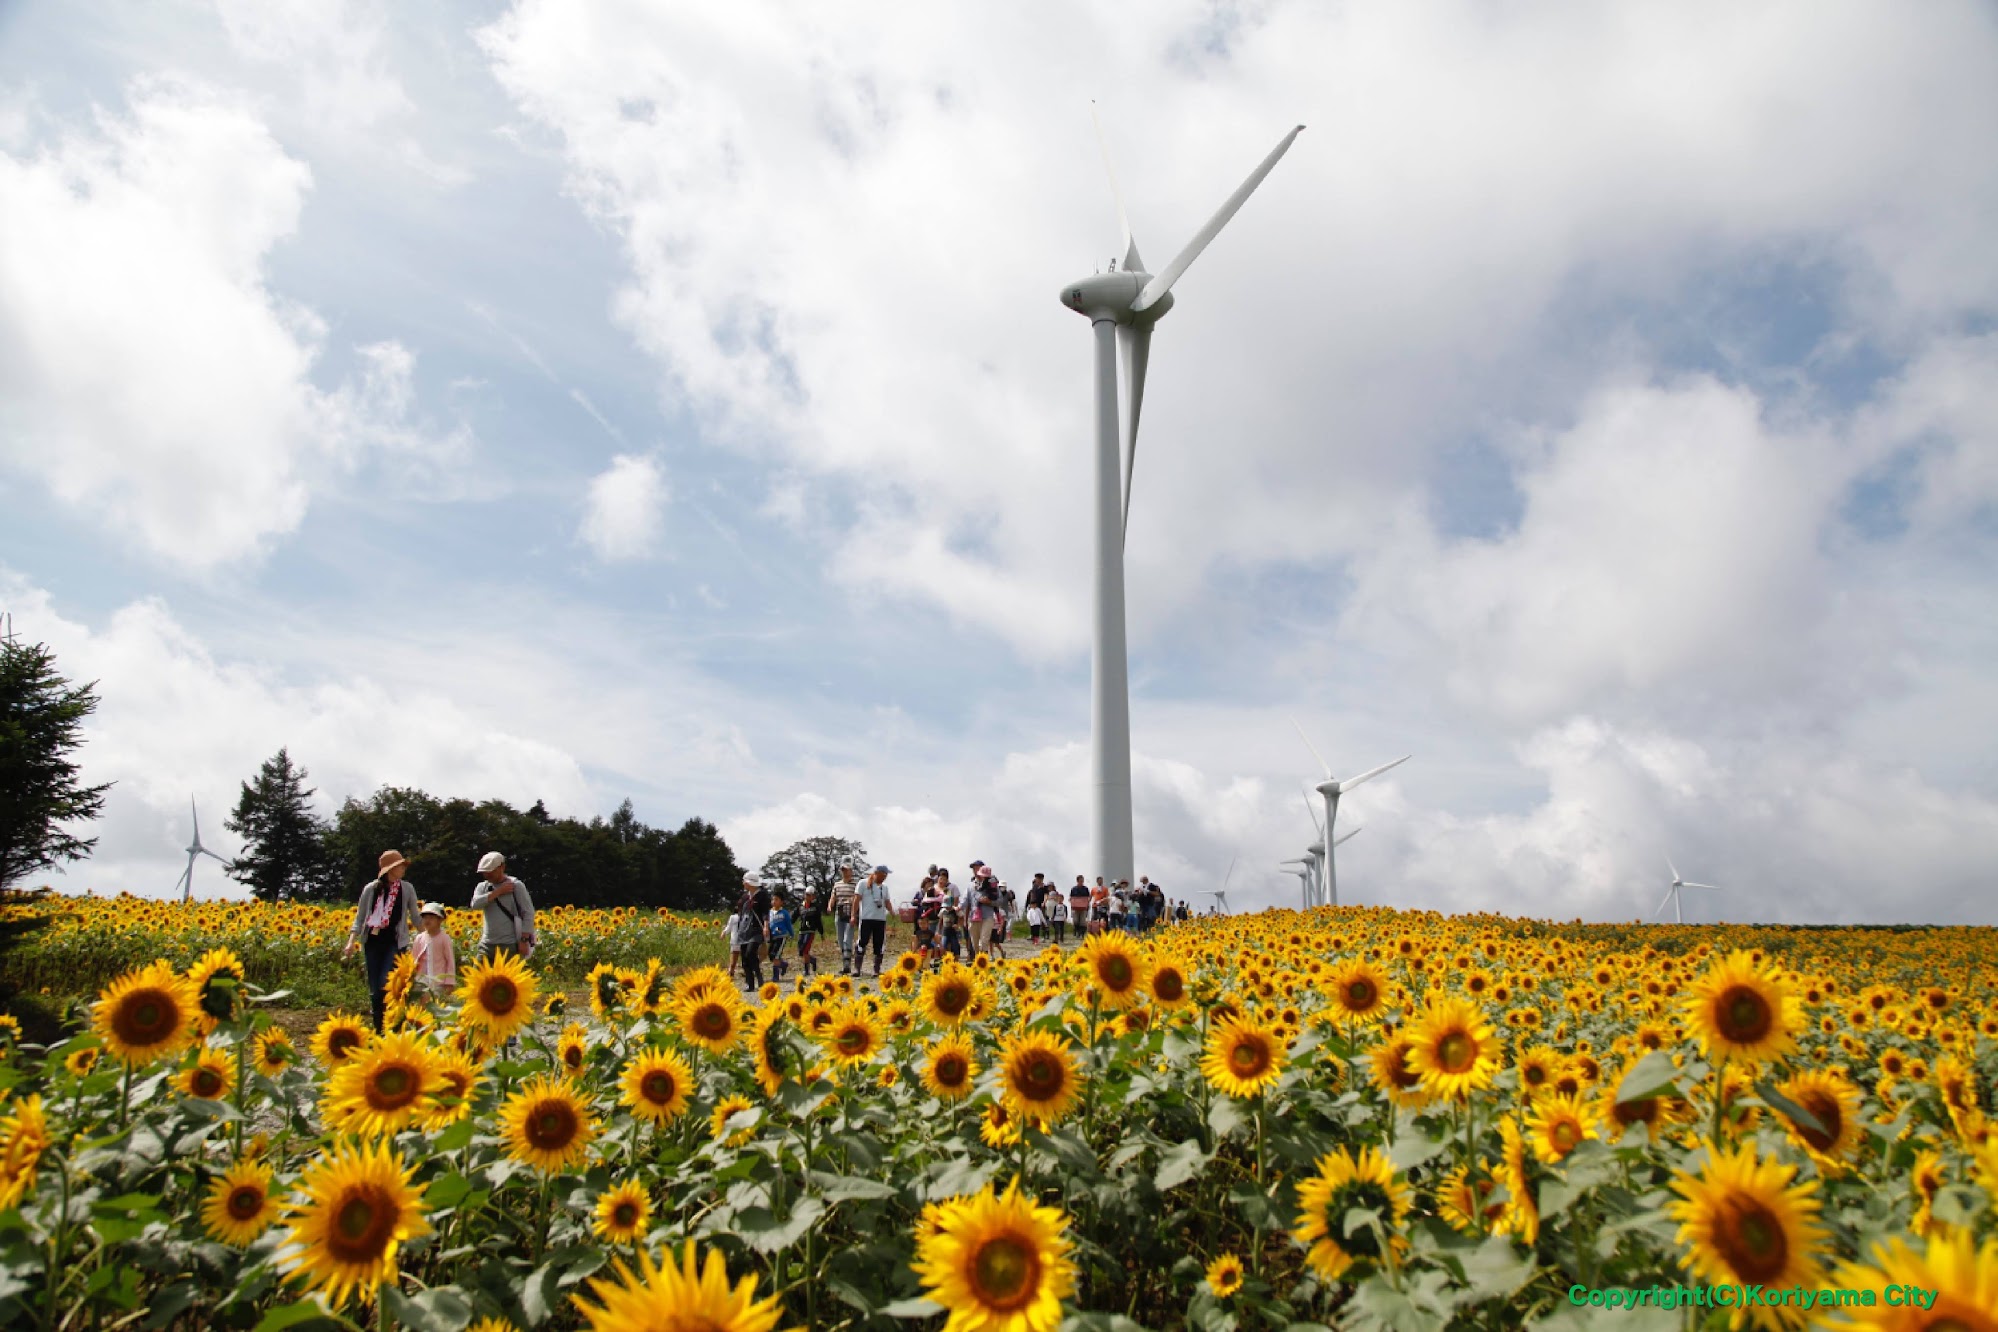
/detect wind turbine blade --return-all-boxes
[1338,754,1410,791]
[1301,787,1324,836]
[1665,854,1680,884]
[1118,323,1151,547]
[1681,882,1719,890]
[201,848,230,864]
[191,799,201,847]
[1653,888,1674,921]
[1133,123,1304,312]
[1090,101,1143,272]
[1221,856,1238,891]
[1289,717,1331,776]
[174,865,192,899]
[1332,826,1362,847]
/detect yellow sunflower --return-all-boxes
[187,947,248,1032]
[1516,1045,1562,1100]
[822,1004,885,1067]
[750,1005,797,1099]
[92,960,198,1068]
[1494,1114,1539,1246]
[1147,954,1193,1009]
[980,1100,1022,1150]
[1597,1063,1691,1145]
[64,1046,100,1079]
[587,961,625,1023]
[1435,1163,1505,1235]
[1667,1140,1828,1326]
[1326,959,1392,1025]
[1406,995,1501,1100]
[421,1048,480,1130]
[1910,1148,1946,1239]
[571,1242,793,1332]
[1682,950,1801,1069]
[1200,1014,1288,1099]
[253,1026,297,1079]
[556,1022,590,1080]
[278,1139,431,1308]
[310,1012,371,1068]
[1775,1068,1863,1170]
[1526,1091,1596,1165]
[1290,1145,1411,1281]
[913,1179,1076,1332]
[500,1076,600,1174]
[710,1095,757,1147]
[922,1035,979,1102]
[678,993,745,1056]
[920,964,983,1029]
[1829,1231,1998,1332]
[592,1180,652,1245]
[1204,1252,1245,1298]
[202,1159,281,1247]
[176,1047,236,1101]
[0,1096,49,1212]
[321,1031,438,1137]
[999,1030,1082,1126]
[1368,1033,1432,1111]
[456,951,540,1046]
[619,1047,694,1127]
[1077,935,1149,1010]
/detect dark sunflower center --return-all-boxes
[227,1185,265,1220]
[1229,1037,1270,1078]
[1345,981,1376,1009]
[1154,971,1184,1003]
[1436,1031,1475,1073]
[1387,1046,1421,1090]
[694,1006,731,1038]
[1715,1196,1788,1283]
[642,1071,677,1104]
[528,1101,579,1150]
[328,1029,363,1060]
[1523,1064,1547,1086]
[1613,1097,1659,1126]
[1550,1120,1580,1152]
[328,1186,397,1263]
[1017,1051,1063,1098]
[935,1054,967,1086]
[1099,956,1134,990]
[836,1026,870,1055]
[935,983,971,1017]
[367,1063,421,1109]
[970,1234,1037,1309]
[191,1067,225,1097]
[480,979,519,1016]
[1716,985,1773,1043]
[1798,1092,1840,1152]
[613,1201,640,1227]
[114,991,176,1046]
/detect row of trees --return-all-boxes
[226,750,745,910]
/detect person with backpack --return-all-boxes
[767,890,794,983]
[470,852,536,962]
[795,886,825,978]
[856,866,893,978]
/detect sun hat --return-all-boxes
[419,901,445,918]
[378,849,409,876]
[477,851,506,873]
[743,870,764,887]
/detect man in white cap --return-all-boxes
[734,870,771,989]
[856,865,893,978]
[471,852,536,962]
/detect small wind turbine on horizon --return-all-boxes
[1292,720,1408,907]
[174,800,229,904]
[1204,857,1239,914]
[1654,855,1719,925]
[1061,106,1305,889]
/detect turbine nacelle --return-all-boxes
[1059,272,1173,325]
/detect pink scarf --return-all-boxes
[366,879,400,933]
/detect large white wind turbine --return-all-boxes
[1061,109,1305,888]
[1654,856,1719,925]
[1292,721,1407,907]
[174,800,229,904]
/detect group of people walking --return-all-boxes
[340,848,537,1031]
[725,859,1195,988]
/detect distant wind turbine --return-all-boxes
[1061,107,1305,890]
[1292,720,1407,907]
[174,800,229,904]
[1203,858,1239,915]
[1654,855,1719,924]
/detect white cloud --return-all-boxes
[0,78,465,569]
[579,453,669,561]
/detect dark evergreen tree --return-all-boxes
[223,748,341,902]
[0,634,112,888]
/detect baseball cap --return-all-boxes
[419,901,445,918]
[874,864,892,875]
[477,851,505,873]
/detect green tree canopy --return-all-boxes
[759,834,870,904]
[224,748,342,902]
[0,634,112,888]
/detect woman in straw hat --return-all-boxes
[342,849,419,1032]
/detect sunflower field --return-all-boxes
[0,903,1994,1331]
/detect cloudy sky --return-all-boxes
[3,1,1995,924]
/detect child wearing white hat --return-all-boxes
[411,902,457,997]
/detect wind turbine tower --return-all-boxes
[1061,109,1305,888]
[174,800,229,904]
[1292,721,1408,907]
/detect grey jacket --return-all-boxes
[470,875,536,946]
[350,878,419,950]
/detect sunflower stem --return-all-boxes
[1711,1055,1728,1146]
[233,1029,250,1158]
[40,1150,70,1332]
[117,1059,134,1131]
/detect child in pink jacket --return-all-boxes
[411,902,458,998]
